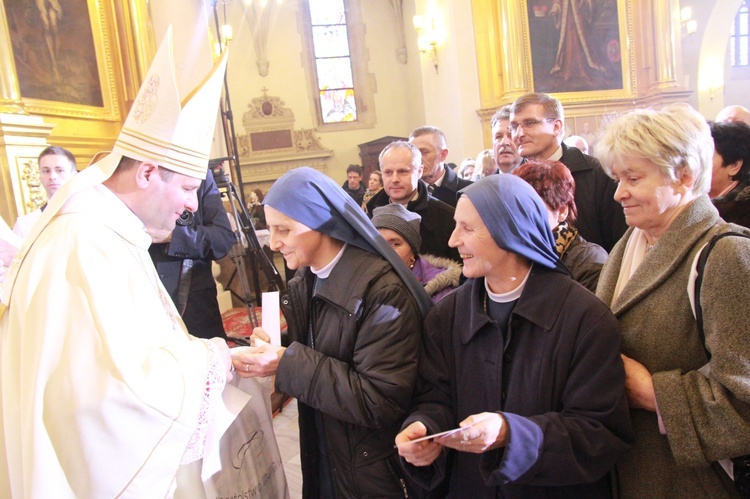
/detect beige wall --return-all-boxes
[681,0,749,117]
[148,0,485,186]
[5,0,747,222]
[145,0,750,185]
[413,0,484,163]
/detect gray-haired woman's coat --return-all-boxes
[596,195,750,498]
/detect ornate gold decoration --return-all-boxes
[0,113,54,223]
[473,0,640,109]
[650,0,679,90]
[1,0,123,121]
[0,3,24,115]
[19,158,44,211]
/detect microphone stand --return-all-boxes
[211,161,285,334]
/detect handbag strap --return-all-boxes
[693,231,750,357]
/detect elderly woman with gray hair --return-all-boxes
[232,167,432,497]
[595,103,750,497]
[371,204,461,302]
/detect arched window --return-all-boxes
[301,0,375,130]
[309,0,356,123]
[731,0,750,67]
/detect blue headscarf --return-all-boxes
[264,167,433,317]
[459,174,566,273]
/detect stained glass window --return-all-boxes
[308,0,357,123]
[731,1,750,66]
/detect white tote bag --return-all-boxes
[206,376,288,498]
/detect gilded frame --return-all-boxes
[3,0,121,121]
[473,0,636,106]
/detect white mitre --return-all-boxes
[0,27,228,314]
[101,25,228,179]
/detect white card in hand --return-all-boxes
[394,427,465,448]
[262,291,280,345]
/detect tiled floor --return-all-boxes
[272,399,303,498]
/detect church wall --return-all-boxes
[142,0,750,187]
[413,0,485,164]
[148,0,490,189]
[150,0,433,190]
[679,0,750,118]
[5,0,750,224]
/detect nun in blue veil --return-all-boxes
[232,167,430,498]
[395,174,633,498]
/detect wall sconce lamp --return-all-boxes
[708,82,724,100]
[212,23,233,56]
[680,7,697,35]
[413,15,441,74]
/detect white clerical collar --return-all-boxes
[548,145,564,161]
[485,267,531,303]
[311,243,347,278]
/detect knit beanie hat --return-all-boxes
[371,204,423,254]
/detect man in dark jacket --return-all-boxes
[366,141,460,262]
[490,106,522,174]
[149,168,235,339]
[231,167,432,498]
[510,92,627,251]
[409,126,471,207]
[342,163,366,206]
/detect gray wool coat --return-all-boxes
[596,195,750,498]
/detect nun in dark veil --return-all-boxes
[232,167,431,498]
[395,174,633,498]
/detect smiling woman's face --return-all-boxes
[265,205,327,270]
[449,197,510,281]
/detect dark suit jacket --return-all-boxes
[559,143,627,252]
[430,164,472,208]
[366,181,460,262]
[149,170,235,339]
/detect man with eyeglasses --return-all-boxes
[510,92,626,252]
[366,141,460,262]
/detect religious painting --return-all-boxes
[5,0,101,105]
[572,116,601,151]
[526,0,624,93]
[2,0,120,120]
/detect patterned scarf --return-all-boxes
[553,220,578,258]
